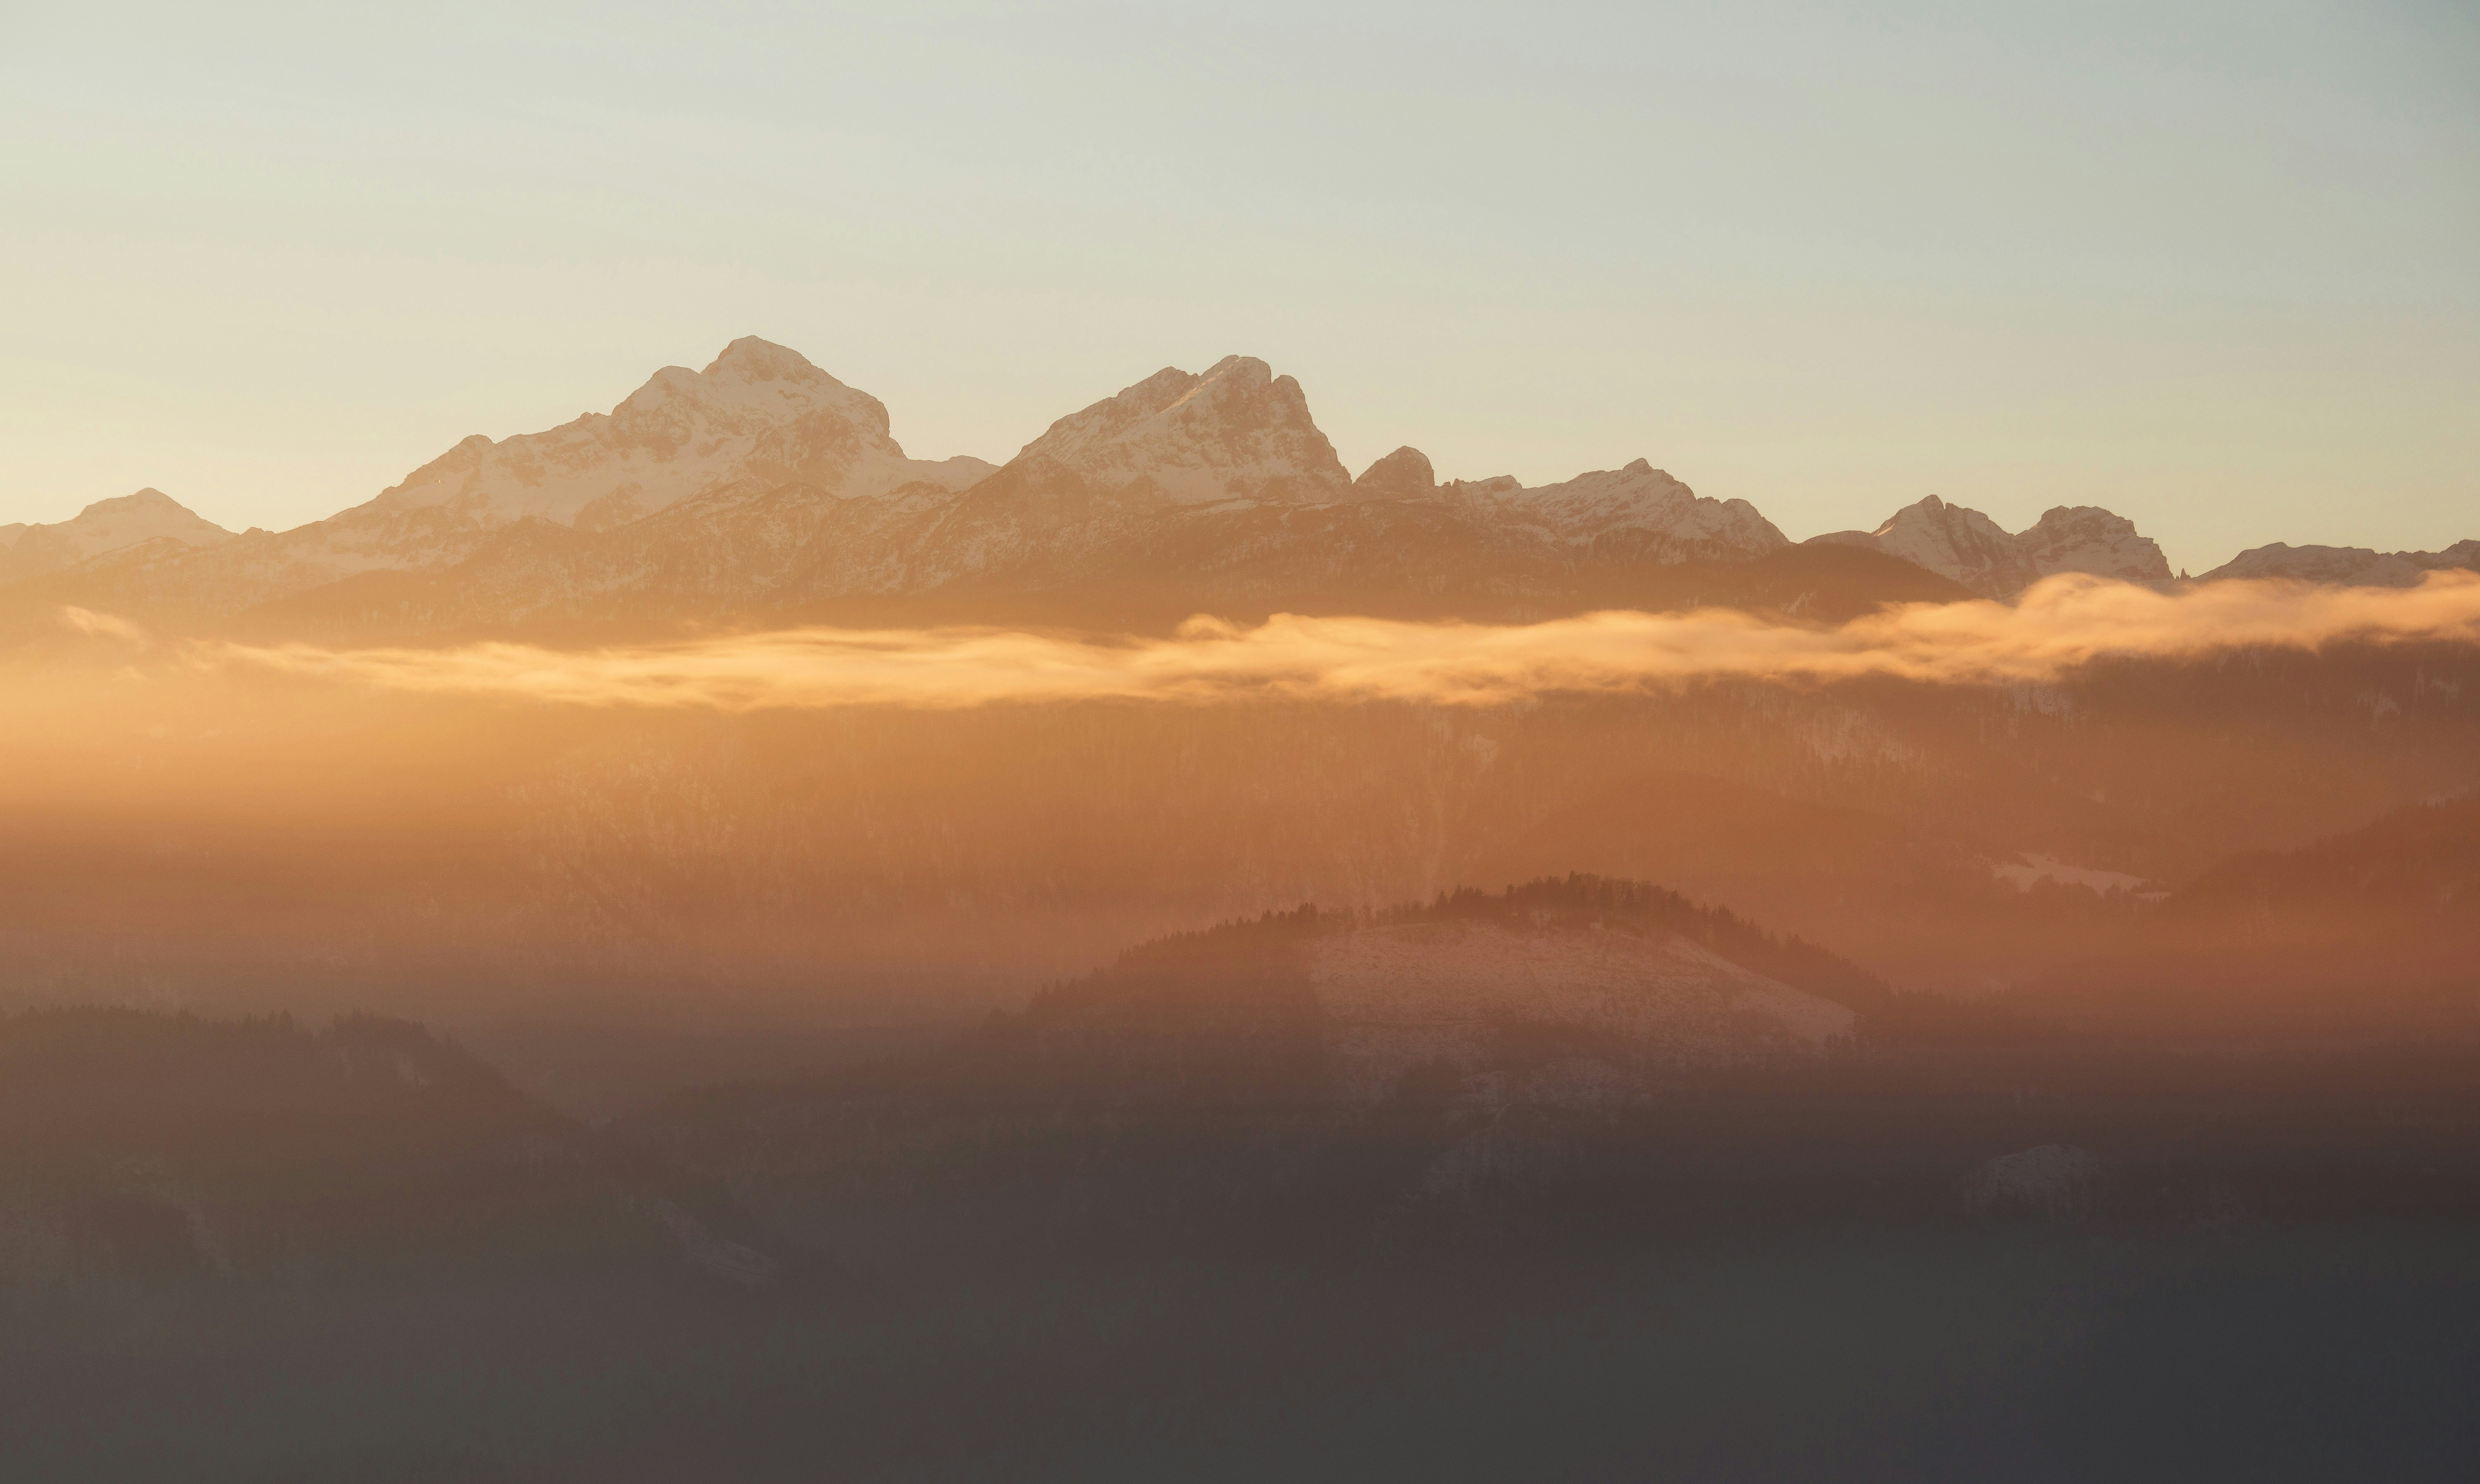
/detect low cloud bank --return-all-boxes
[146,572,2480,711]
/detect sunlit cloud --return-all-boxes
[59,606,152,644]
[155,572,2480,712]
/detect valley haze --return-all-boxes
[9,1,2480,1473]
[6,345,2478,1484]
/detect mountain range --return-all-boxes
[9,336,2472,638]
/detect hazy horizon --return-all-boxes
[7,10,2480,1478]
[6,2,2476,572]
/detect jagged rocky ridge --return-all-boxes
[1806,495,2173,598]
[7,337,2468,636]
[2203,541,2480,588]
[0,340,1809,634]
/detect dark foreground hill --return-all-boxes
[7,878,2480,1481]
[0,1009,676,1288]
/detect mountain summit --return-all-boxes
[369,336,994,532]
[1010,355,1351,505]
[2203,540,2480,587]
[1808,495,2170,597]
[14,337,2454,641]
[2,341,1824,635]
[1493,460,1786,565]
[1353,447,1437,498]
[0,488,232,585]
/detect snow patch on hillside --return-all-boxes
[1992,854,2158,896]
[1306,919,1853,1101]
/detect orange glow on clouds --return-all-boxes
[67,571,2480,712]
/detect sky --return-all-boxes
[2,1,2473,572]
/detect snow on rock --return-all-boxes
[0,489,233,584]
[1304,919,1853,1103]
[370,335,992,529]
[1867,496,2037,596]
[1353,445,1437,499]
[21,338,1001,615]
[2018,505,2172,584]
[7,342,2293,634]
[2202,540,2480,587]
[1809,495,2168,597]
[1497,459,1788,564]
[1008,355,1352,505]
[1428,462,1786,565]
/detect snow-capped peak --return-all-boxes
[0,488,234,583]
[1811,495,2169,596]
[1354,447,1437,498]
[610,336,892,438]
[2017,505,2172,585]
[366,336,987,529]
[1867,496,2036,596]
[1501,461,1788,564]
[706,334,829,384]
[2203,540,2480,587]
[1009,355,1352,505]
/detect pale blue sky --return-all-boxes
[3,1,2473,569]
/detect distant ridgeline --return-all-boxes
[9,875,2480,1305]
[1050,874,1903,1023]
[0,1009,662,1288]
[988,874,2000,1111]
[10,337,2473,643]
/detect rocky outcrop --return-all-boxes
[1864,496,2035,596]
[1808,495,2169,598]
[1498,460,1789,564]
[2017,505,2173,584]
[372,336,991,528]
[1353,446,1436,499]
[70,341,2468,638]
[0,488,231,585]
[2202,539,2480,587]
[3,344,1812,636]
[1009,355,1352,505]
[0,339,992,626]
